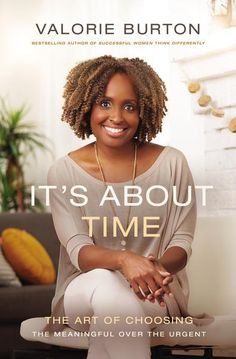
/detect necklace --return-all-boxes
[94,142,137,249]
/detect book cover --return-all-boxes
[0,0,236,358]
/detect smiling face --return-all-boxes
[90,72,140,149]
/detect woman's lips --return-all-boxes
[102,125,127,137]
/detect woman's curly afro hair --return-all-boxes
[61,55,168,143]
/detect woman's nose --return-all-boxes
[109,107,123,123]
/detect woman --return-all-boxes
[47,55,197,359]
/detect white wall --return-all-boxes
[188,217,236,316]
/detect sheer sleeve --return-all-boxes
[47,163,94,270]
[164,153,197,262]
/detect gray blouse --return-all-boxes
[46,146,199,331]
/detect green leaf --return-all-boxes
[0,98,52,212]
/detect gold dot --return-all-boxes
[228,117,236,133]
[211,108,225,118]
[188,82,200,93]
[198,95,212,107]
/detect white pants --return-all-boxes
[64,268,167,359]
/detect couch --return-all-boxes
[0,213,60,359]
[1,214,236,358]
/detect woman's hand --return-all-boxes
[146,255,174,304]
[119,250,173,305]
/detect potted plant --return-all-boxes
[0,98,52,212]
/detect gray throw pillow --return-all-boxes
[0,246,22,287]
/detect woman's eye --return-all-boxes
[124,104,136,112]
[100,100,111,109]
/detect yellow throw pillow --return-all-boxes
[2,228,56,285]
